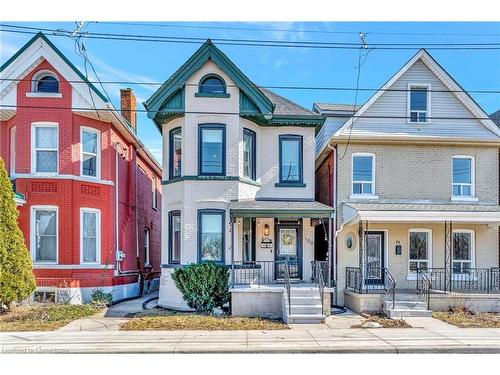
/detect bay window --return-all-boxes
[81,128,100,178]
[169,127,182,179]
[169,211,181,264]
[33,123,58,174]
[243,128,256,180]
[199,124,225,176]
[198,209,225,263]
[32,207,58,263]
[81,208,100,264]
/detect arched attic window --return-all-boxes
[198,74,227,95]
[32,71,59,93]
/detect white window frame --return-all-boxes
[27,70,62,98]
[80,127,101,179]
[30,205,58,264]
[144,228,151,266]
[152,176,158,210]
[407,83,431,124]
[80,208,101,264]
[31,122,59,175]
[452,229,475,274]
[350,152,378,199]
[10,126,16,176]
[451,155,476,201]
[408,229,432,277]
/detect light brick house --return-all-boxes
[0,33,162,303]
[315,49,500,314]
[144,40,334,323]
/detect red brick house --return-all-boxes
[0,32,162,303]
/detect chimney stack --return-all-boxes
[120,88,137,130]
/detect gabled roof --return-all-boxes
[490,110,500,128]
[332,49,500,139]
[259,88,317,116]
[1,32,107,102]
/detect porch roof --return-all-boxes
[343,202,500,225]
[229,199,334,218]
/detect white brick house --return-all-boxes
[144,40,333,322]
[315,49,500,314]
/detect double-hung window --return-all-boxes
[81,128,100,178]
[243,128,256,180]
[152,176,158,210]
[32,207,58,263]
[278,135,303,185]
[352,153,375,196]
[169,127,182,179]
[452,156,474,198]
[198,209,225,263]
[33,123,58,174]
[169,211,181,264]
[81,209,100,264]
[408,229,431,273]
[408,84,430,123]
[199,124,225,176]
[453,230,474,273]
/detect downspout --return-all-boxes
[327,142,338,305]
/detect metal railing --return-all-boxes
[312,261,326,315]
[415,267,500,294]
[345,266,397,308]
[282,260,292,316]
[311,260,330,287]
[416,268,431,310]
[231,260,300,286]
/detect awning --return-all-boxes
[229,199,334,218]
[343,202,500,225]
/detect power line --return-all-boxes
[2,78,500,95]
[0,104,496,121]
[95,21,500,38]
[2,25,500,50]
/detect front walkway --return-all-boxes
[2,314,500,353]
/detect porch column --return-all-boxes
[444,220,453,292]
[358,220,367,289]
[328,214,333,288]
[231,217,236,286]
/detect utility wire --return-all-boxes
[0,104,496,121]
[2,26,500,50]
[1,78,499,95]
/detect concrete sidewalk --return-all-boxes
[2,324,500,353]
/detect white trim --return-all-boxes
[351,152,376,197]
[30,205,58,264]
[333,49,500,138]
[80,126,101,179]
[407,83,431,124]
[452,228,476,271]
[33,264,114,269]
[80,208,101,265]
[144,228,151,266]
[31,122,59,175]
[26,92,62,98]
[452,155,475,199]
[408,228,433,276]
[11,173,114,186]
[151,176,158,210]
[9,126,16,176]
[31,69,59,93]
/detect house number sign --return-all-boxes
[261,238,273,248]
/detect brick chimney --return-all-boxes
[120,88,137,130]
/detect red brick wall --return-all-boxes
[1,58,162,291]
[315,151,334,206]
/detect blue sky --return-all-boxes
[1,22,499,163]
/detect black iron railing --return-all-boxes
[231,260,300,286]
[312,261,326,315]
[416,268,431,309]
[283,260,292,316]
[345,266,397,308]
[415,267,500,294]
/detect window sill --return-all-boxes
[195,92,230,98]
[451,196,479,202]
[275,182,306,188]
[26,92,62,98]
[349,194,379,200]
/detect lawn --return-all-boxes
[0,304,103,332]
[433,311,500,328]
[121,308,288,331]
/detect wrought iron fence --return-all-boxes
[345,266,397,308]
[416,267,500,294]
[231,260,300,286]
[311,261,330,287]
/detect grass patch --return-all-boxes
[121,307,288,331]
[433,310,500,328]
[0,304,103,332]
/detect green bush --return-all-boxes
[0,158,36,310]
[171,262,229,313]
[90,288,113,307]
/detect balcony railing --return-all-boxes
[231,260,300,286]
[416,267,500,294]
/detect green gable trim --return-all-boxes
[240,90,261,114]
[194,92,230,98]
[162,175,261,187]
[144,40,273,120]
[1,32,108,103]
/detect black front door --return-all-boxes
[364,231,385,285]
[275,220,302,280]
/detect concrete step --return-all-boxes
[383,308,432,318]
[285,313,326,324]
[290,296,322,305]
[289,289,320,297]
[284,304,323,315]
[383,300,427,310]
[382,293,422,302]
